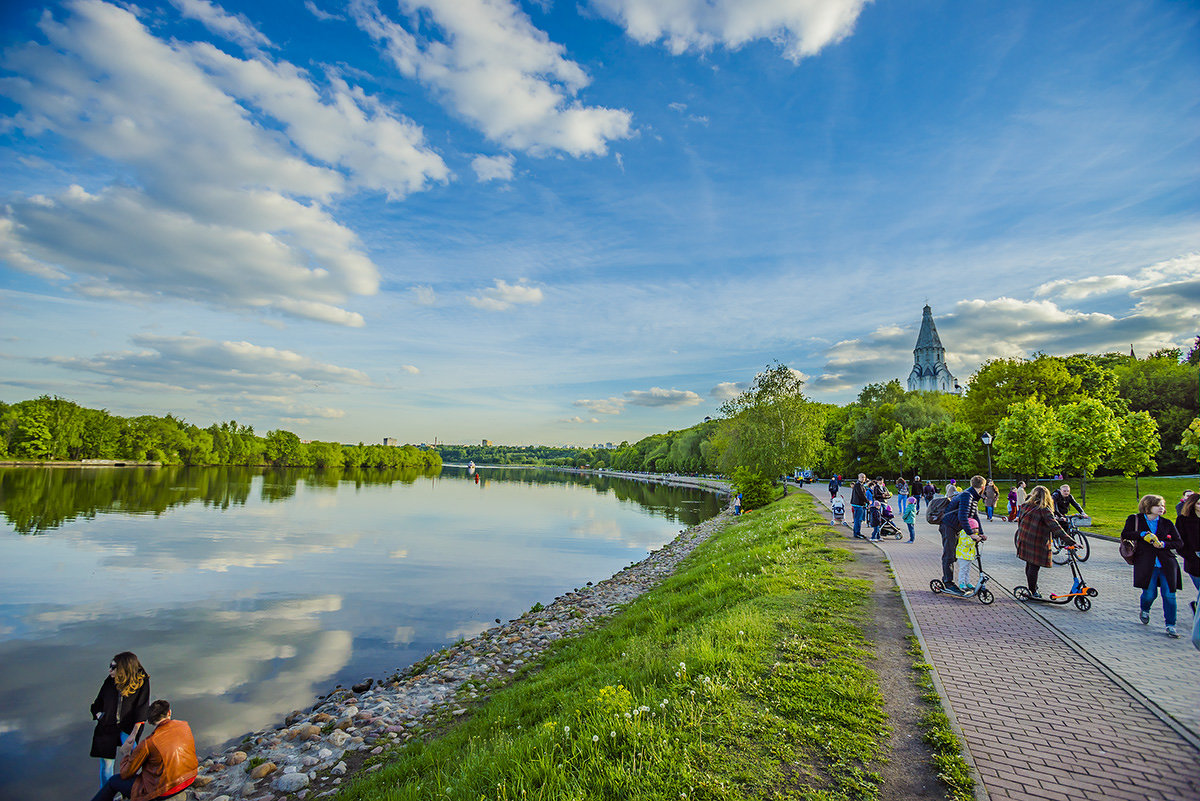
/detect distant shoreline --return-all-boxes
[0,459,163,467]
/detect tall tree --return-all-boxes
[1053,398,1122,504]
[994,397,1061,479]
[714,362,823,490]
[1107,411,1159,498]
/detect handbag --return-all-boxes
[1118,538,1137,565]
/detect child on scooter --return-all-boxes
[957,518,988,591]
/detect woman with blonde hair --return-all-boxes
[1015,485,1066,599]
[1121,494,1184,638]
[89,651,150,786]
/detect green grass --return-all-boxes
[336,495,893,801]
[1066,476,1197,537]
[906,637,972,801]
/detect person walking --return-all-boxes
[828,474,841,501]
[983,480,999,522]
[90,652,151,788]
[902,494,918,543]
[911,474,923,513]
[938,476,985,595]
[1175,492,1200,613]
[922,480,935,509]
[896,476,909,517]
[869,477,890,541]
[1009,480,1027,521]
[1015,485,1065,599]
[850,473,868,539]
[944,478,957,498]
[1121,494,1184,638]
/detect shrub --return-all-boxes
[732,467,774,509]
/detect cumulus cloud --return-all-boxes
[400,364,421,374]
[709,381,746,401]
[169,0,273,50]
[43,334,370,417]
[0,0,448,325]
[352,0,633,156]
[590,0,871,62]
[623,387,702,408]
[472,153,516,182]
[559,415,601,424]
[807,257,1199,397]
[574,397,625,415]
[467,278,544,311]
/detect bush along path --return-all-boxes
[194,495,956,801]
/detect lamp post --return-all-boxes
[979,432,993,484]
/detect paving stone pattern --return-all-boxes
[803,487,1200,801]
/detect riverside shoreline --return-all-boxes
[191,498,735,800]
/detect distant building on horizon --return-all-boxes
[382,437,399,447]
[907,304,957,393]
[482,439,492,446]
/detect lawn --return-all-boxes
[334,494,955,801]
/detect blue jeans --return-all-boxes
[91,775,135,801]
[906,522,915,541]
[1140,566,1177,626]
[897,494,907,516]
[912,495,922,513]
[985,505,994,521]
[851,505,865,537]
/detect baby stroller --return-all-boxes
[930,537,995,604]
[877,504,904,540]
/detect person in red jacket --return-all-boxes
[89,699,198,801]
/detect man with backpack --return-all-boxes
[938,475,986,594]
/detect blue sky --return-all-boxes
[1,0,1197,446]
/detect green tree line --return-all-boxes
[0,397,441,471]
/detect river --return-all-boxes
[0,464,721,800]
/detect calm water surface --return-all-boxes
[0,465,721,801]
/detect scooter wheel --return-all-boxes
[978,588,994,605]
[930,579,944,593]
[1074,595,1091,611]
[1086,587,1097,597]
[1013,586,1031,601]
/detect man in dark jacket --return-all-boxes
[1051,484,1084,518]
[849,473,868,539]
[828,475,841,500]
[938,475,985,593]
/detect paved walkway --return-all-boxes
[801,486,1200,801]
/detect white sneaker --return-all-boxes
[1166,625,1180,639]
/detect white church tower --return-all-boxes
[907,304,956,393]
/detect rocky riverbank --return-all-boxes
[190,508,734,801]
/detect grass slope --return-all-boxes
[337,495,905,801]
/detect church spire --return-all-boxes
[907,305,956,393]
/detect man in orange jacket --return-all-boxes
[89,699,198,801]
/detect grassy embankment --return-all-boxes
[336,493,964,801]
[1065,476,1196,538]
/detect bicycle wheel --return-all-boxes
[1051,536,1071,565]
[1071,530,1090,562]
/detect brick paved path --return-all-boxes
[802,486,1200,801]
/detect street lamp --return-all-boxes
[979,432,993,484]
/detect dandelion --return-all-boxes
[564,725,570,734]
[610,731,616,738]
[592,735,599,742]
[738,630,745,636]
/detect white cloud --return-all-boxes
[709,381,746,401]
[169,0,272,51]
[623,387,702,408]
[0,0,448,325]
[352,0,633,156]
[472,153,516,182]
[304,1,344,22]
[467,278,544,311]
[401,364,420,374]
[574,397,625,415]
[807,257,1199,397]
[590,0,871,62]
[558,415,602,424]
[411,285,437,306]
[43,334,370,418]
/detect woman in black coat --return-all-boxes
[1121,494,1184,638]
[89,651,150,787]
